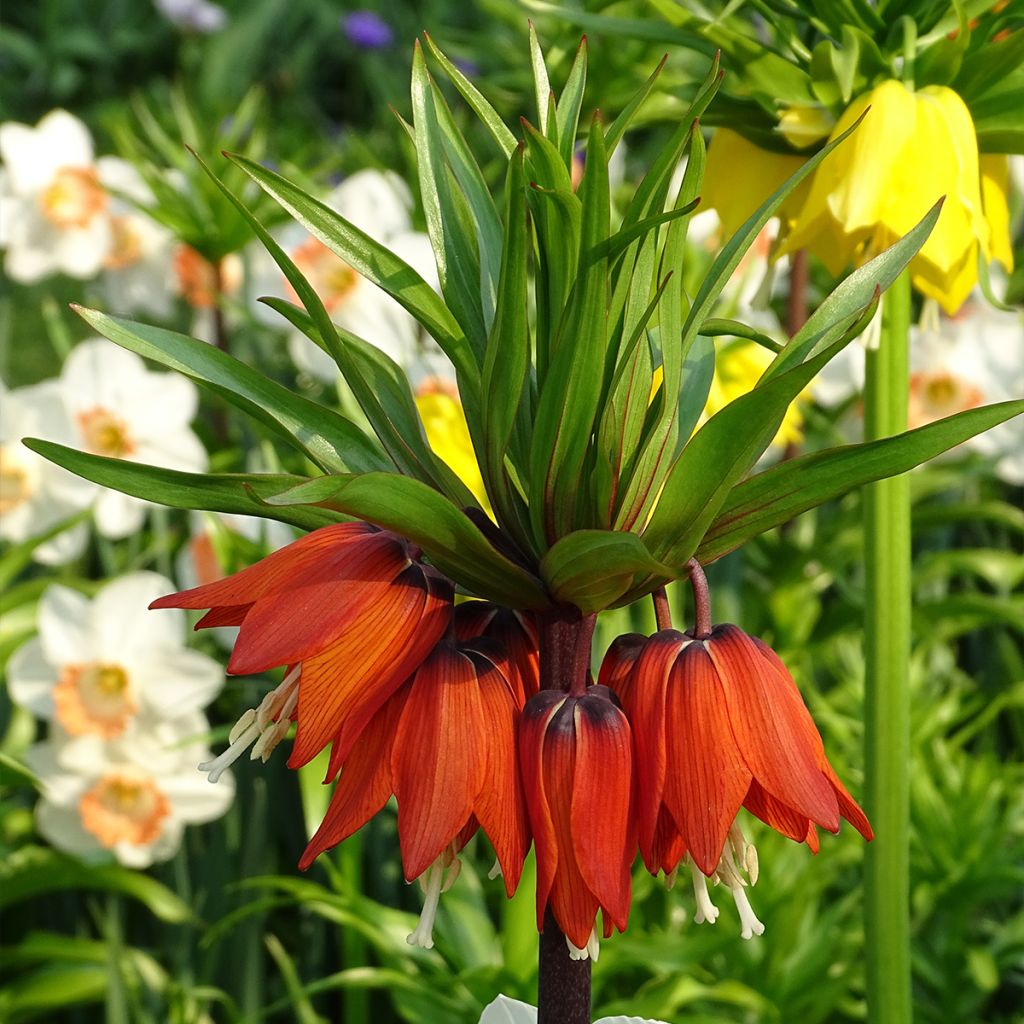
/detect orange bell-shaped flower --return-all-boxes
[519,685,634,958]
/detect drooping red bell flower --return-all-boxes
[150,522,453,777]
[299,638,529,948]
[600,622,872,938]
[519,684,634,958]
[455,601,540,704]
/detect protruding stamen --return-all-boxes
[730,885,766,940]
[565,927,600,962]
[407,859,445,949]
[689,859,720,925]
[199,666,302,783]
[664,865,679,891]
[487,858,502,881]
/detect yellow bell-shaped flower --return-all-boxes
[702,128,810,239]
[414,384,491,512]
[780,80,1013,314]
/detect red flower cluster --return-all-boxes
[153,523,871,954]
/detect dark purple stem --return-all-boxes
[687,559,712,638]
[569,613,597,697]
[652,587,672,631]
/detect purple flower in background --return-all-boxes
[154,0,227,33]
[342,10,394,50]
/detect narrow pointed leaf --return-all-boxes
[22,441,339,531]
[605,54,668,154]
[555,37,588,167]
[697,400,1024,562]
[73,306,387,475]
[529,22,553,134]
[261,475,550,609]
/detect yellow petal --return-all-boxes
[912,243,978,317]
[415,389,490,512]
[702,128,809,239]
[980,154,1014,271]
[777,105,835,148]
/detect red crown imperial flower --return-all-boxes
[519,684,634,959]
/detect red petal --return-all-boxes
[226,531,410,674]
[647,805,687,877]
[518,691,567,932]
[392,645,486,881]
[571,694,634,934]
[706,626,840,832]
[662,642,751,876]
[743,778,812,845]
[195,604,250,629]
[619,631,688,852]
[298,688,405,869]
[150,522,376,610]
[542,700,600,949]
[597,633,647,704]
[288,571,451,772]
[469,650,530,895]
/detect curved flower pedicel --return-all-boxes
[519,685,634,960]
[300,639,529,948]
[150,522,453,779]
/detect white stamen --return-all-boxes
[664,865,679,891]
[440,856,461,893]
[730,885,766,940]
[407,861,445,949]
[587,929,600,962]
[199,666,302,782]
[689,860,720,925]
[487,858,502,881]
[564,927,601,961]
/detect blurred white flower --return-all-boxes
[53,337,208,538]
[7,573,224,739]
[0,110,141,284]
[248,169,439,379]
[478,995,670,1024]
[25,713,233,868]
[0,379,92,563]
[101,161,177,319]
[812,295,1024,483]
[153,0,227,33]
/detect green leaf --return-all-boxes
[701,318,784,354]
[764,201,944,381]
[0,509,89,593]
[643,300,878,567]
[22,441,340,531]
[605,55,668,155]
[0,846,195,923]
[696,399,1024,563]
[411,42,488,356]
[72,306,387,475]
[481,147,534,546]
[540,530,673,612]
[528,22,554,134]
[262,475,550,609]
[555,37,588,168]
[528,114,610,543]
[421,32,517,157]
[228,152,481,394]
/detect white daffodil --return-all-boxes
[154,0,228,33]
[248,169,439,379]
[478,995,671,1024]
[0,109,141,283]
[25,712,233,868]
[0,379,92,564]
[7,573,224,740]
[51,337,207,538]
[100,160,177,319]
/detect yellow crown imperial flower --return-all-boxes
[779,80,1012,315]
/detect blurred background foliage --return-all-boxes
[1,1,1022,1023]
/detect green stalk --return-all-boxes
[862,269,913,1024]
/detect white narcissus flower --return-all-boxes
[478,995,671,1024]
[25,712,233,868]
[0,110,142,284]
[248,169,440,379]
[52,337,207,538]
[154,0,228,33]
[0,380,93,563]
[7,573,224,739]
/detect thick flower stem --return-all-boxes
[652,587,673,631]
[863,269,913,1024]
[538,907,591,1024]
[686,559,712,638]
